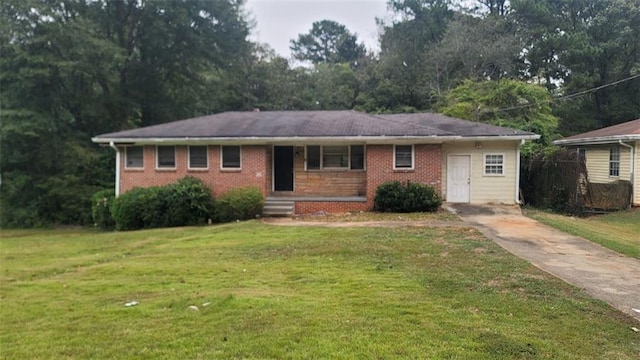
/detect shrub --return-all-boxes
[165,177,215,226]
[111,177,214,231]
[215,186,264,223]
[374,181,442,213]
[91,189,115,230]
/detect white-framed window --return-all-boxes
[305,145,365,170]
[484,153,504,175]
[221,145,241,169]
[156,146,176,169]
[393,145,414,170]
[609,146,620,177]
[188,145,208,169]
[125,146,144,169]
[577,148,586,162]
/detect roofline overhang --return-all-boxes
[553,134,640,146]
[92,134,539,146]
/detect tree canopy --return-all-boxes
[290,20,366,64]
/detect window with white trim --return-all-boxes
[156,146,175,169]
[484,154,504,175]
[609,146,619,177]
[394,145,414,169]
[125,146,144,168]
[221,145,241,169]
[305,145,365,170]
[188,146,208,169]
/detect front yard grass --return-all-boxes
[525,207,640,259]
[294,210,460,222]
[1,223,638,359]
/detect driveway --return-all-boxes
[448,203,640,322]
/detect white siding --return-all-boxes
[441,141,519,204]
[635,141,640,206]
[584,145,631,183]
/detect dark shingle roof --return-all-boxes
[93,110,537,143]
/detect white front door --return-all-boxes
[447,155,470,203]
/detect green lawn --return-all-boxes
[1,223,638,359]
[526,208,640,259]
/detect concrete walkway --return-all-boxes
[448,204,640,322]
[264,206,640,321]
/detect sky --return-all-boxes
[246,0,390,59]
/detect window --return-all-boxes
[221,145,241,169]
[125,146,143,168]
[156,146,176,169]
[189,146,208,169]
[394,145,413,169]
[305,145,365,170]
[307,146,321,170]
[484,154,504,175]
[609,146,620,177]
[323,145,349,168]
[350,145,365,170]
[577,148,586,162]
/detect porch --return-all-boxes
[263,195,368,217]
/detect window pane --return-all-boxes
[609,147,619,176]
[157,146,175,168]
[395,145,412,168]
[222,146,241,168]
[307,146,320,170]
[126,146,143,168]
[484,154,504,175]
[323,146,349,168]
[350,145,364,170]
[189,146,208,168]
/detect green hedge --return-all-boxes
[374,181,442,213]
[111,177,214,231]
[214,186,264,223]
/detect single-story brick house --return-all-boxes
[553,118,639,207]
[92,111,539,215]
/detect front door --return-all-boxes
[447,155,470,203]
[273,146,294,191]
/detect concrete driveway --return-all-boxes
[449,204,640,322]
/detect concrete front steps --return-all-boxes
[262,198,294,217]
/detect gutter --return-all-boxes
[618,140,635,207]
[515,139,525,204]
[92,134,540,146]
[553,134,640,146]
[109,141,120,197]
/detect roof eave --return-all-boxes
[93,134,539,145]
[553,134,640,146]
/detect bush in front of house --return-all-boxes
[374,181,442,213]
[214,186,264,223]
[91,189,115,230]
[111,177,214,231]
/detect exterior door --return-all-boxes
[273,146,294,191]
[447,155,470,203]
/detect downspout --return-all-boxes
[618,140,635,207]
[109,141,120,197]
[515,139,525,204]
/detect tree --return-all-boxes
[438,79,559,154]
[0,0,252,227]
[290,20,366,64]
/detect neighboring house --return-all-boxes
[92,111,539,214]
[553,118,640,207]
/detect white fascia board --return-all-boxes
[553,134,640,146]
[92,134,539,146]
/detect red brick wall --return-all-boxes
[365,144,442,208]
[119,145,269,198]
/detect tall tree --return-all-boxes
[290,20,366,64]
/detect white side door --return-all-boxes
[447,155,470,203]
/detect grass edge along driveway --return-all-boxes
[2,223,638,359]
